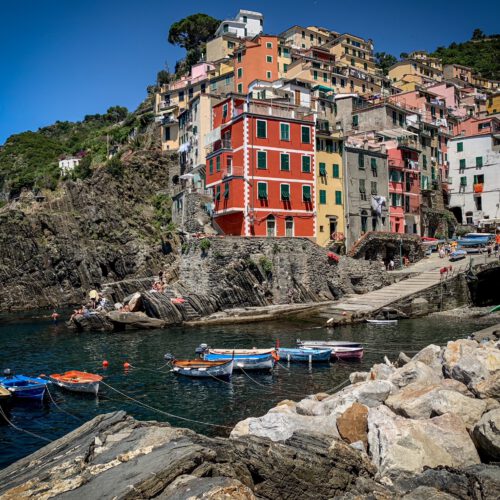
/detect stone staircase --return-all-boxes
[163,286,202,321]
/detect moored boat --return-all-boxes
[165,354,234,380]
[196,345,277,371]
[49,371,103,395]
[0,386,12,405]
[297,339,362,349]
[278,347,331,362]
[366,319,398,325]
[0,372,49,400]
[331,346,364,360]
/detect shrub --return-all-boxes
[105,156,124,178]
[259,256,273,276]
[199,238,211,252]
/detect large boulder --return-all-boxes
[336,403,368,447]
[411,344,442,372]
[107,310,166,329]
[451,345,500,388]
[442,339,479,375]
[389,360,442,389]
[160,475,255,499]
[473,409,500,461]
[474,372,500,399]
[368,406,480,477]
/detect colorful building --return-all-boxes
[205,96,316,237]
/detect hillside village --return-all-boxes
[148,9,500,251]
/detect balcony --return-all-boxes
[246,102,312,121]
[222,165,244,178]
[159,100,177,111]
[397,137,421,152]
[206,139,232,155]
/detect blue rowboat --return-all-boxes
[278,347,332,362]
[0,374,49,400]
[170,359,234,380]
[203,352,275,371]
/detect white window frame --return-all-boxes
[301,125,311,144]
[258,181,268,199]
[266,71,272,79]
[280,122,290,141]
[280,152,290,171]
[256,150,267,169]
[266,55,273,63]
[285,217,294,237]
[256,119,267,138]
[266,42,273,49]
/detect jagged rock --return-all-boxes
[69,311,114,332]
[336,403,368,446]
[451,345,500,388]
[349,371,369,384]
[401,486,457,499]
[106,310,166,329]
[389,360,443,389]
[397,352,411,367]
[370,363,396,380]
[473,409,500,460]
[474,372,500,399]
[159,476,255,499]
[385,383,487,429]
[367,405,480,477]
[442,339,479,375]
[127,292,143,312]
[411,344,442,372]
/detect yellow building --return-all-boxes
[315,132,345,247]
[487,92,500,115]
[325,34,379,76]
[389,59,443,88]
[279,25,338,50]
[205,34,239,63]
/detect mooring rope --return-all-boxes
[0,405,52,443]
[100,381,233,430]
[45,384,83,422]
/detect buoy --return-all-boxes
[102,360,109,368]
[123,362,131,369]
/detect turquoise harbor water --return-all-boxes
[0,310,493,469]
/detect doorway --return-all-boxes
[267,215,276,237]
[285,217,294,237]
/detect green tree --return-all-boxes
[73,154,92,180]
[157,69,173,85]
[400,52,409,59]
[105,106,128,123]
[375,52,398,75]
[472,28,485,40]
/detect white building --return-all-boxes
[448,117,500,226]
[59,157,81,174]
[214,10,263,39]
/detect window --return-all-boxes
[266,55,273,63]
[358,154,364,169]
[460,176,467,186]
[280,153,290,171]
[302,185,312,201]
[359,179,366,200]
[257,120,267,138]
[323,73,328,82]
[361,211,368,232]
[335,191,342,205]
[179,91,184,102]
[313,70,318,80]
[257,151,267,169]
[301,126,311,143]
[222,103,228,118]
[280,123,290,141]
[392,110,397,125]
[473,174,484,185]
[457,142,463,152]
[225,75,231,85]
[423,154,427,169]
[201,83,206,93]
[399,114,404,126]
[210,81,217,91]
[258,182,268,199]
[237,67,243,78]
[371,181,378,195]
[266,42,273,48]
[351,58,355,66]
[266,71,272,79]
[341,79,345,87]
[237,83,243,93]
[216,156,221,172]
[319,162,326,176]
[228,41,235,49]
[475,196,482,211]
[209,159,213,174]
[224,182,230,198]
[331,164,339,178]
[302,156,311,172]
[476,156,483,168]
[237,52,242,63]
[371,158,377,176]
[215,184,221,200]
[301,31,305,39]
[459,158,466,171]
[364,62,367,71]
[281,184,290,200]
[352,115,359,127]
[319,190,327,204]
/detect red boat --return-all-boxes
[49,371,102,395]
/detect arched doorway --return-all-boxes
[449,206,463,224]
[266,215,276,237]
[285,217,294,237]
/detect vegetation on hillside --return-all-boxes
[0,100,155,198]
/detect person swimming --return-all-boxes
[50,310,60,324]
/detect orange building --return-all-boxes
[205,96,316,237]
[234,35,279,94]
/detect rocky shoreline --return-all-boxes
[1,325,499,498]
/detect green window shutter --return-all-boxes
[280,123,289,140]
[371,158,377,170]
[257,120,267,138]
[215,185,220,200]
[319,162,326,176]
[335,191,342,205]
[216,156,221,172]
[257,151,267,169]
[359,179,366,192]
[258,182,267,199]
[284,63,288,73]
[459,158,466,170]
[301,126,310,143]
[457,142,463,152]
[332,164,340,178]
[302,185,311,201]
[460,176,467,186]
[280,154,290,170]
[224,182,229,198]
[302,156,311,172]
[473,175,478,184]
[423,154,427,168]
[352,115,359,126]
[237,83,243,93]
[358,154,364,169]
[319,190,326,204]
[323,73,327,82]
[281,184,290,200]
[266,55,272,63]
[313,70,318,80]
[476,156,483,167]
[209,159,213,174]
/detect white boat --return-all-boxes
[366,319,398,325]
[297,339,362,348]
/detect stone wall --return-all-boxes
[172,191,213,234]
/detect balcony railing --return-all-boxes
[222,165,244,178]
[206,139,232,155]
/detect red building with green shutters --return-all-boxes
[205,95,316,237]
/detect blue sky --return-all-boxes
[1,0,499,144]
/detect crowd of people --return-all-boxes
[69,289,108,321]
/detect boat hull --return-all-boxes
[297,340,362,348]
[366,320,398,325]
[204,353,274,371]
[0,376,48,400]
[51,380,100,395]
[332,347,364,360]
[49,371,102,395]
[172,360,234,380]
[278,348,331,362]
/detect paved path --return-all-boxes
[318,252,498,320]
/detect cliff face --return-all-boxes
[0,148,178,311]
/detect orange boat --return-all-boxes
[49,370,102,395]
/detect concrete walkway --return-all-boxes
[318,252,498,320]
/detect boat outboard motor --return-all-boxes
[195,343,209,356]
[3,369,12,378]
[163,353,175,363]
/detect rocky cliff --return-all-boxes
[0,140,179,311]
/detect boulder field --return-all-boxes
[0,329,499,499]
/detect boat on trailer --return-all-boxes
[0,372,49,400]
[49,371,103,395]
[196,345,277,371]
[278,347,332,362]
